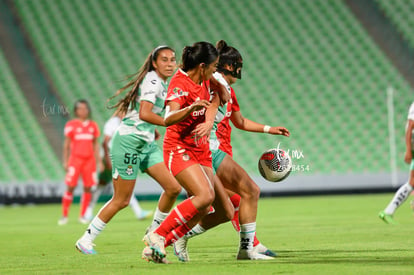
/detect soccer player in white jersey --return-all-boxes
[379,102,414,224]
[84,113,152,221]
[173,40,289,261]
[75,46,181,255]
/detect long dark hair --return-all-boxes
[108,45,174,115]
[181,41,218,72]
[216,40,243,79]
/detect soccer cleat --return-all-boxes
[173,237,190,262]
[58,217,68,225]
[142,232,166,259]
[137,210,153,221]
[237,249,274,260]
[75,239,97,255]
[378,211,397,225]
[253,243,277,257]
[142,246,171,264]
[78,217,90,224]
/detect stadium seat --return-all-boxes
[12,0,413,176]
[0,49,63,181]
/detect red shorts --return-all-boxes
[65,156,97,188]
[164,146,212,176]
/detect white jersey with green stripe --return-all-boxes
[210,72,231,151]
[117,70,167,143]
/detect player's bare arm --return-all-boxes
[139,101,166,126]
[164,100,210,126]
[193,93,220,137]
[230,111,290,137]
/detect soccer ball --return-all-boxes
[258,148,292,182]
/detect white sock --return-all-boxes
[147,207,169,232]
[85,185,105,219]
[184,224,206,240]
[384,182,413,215]
[80,216,106,243]
[239,222,256,251]
[89,185,105,211]
[129,195,142,218]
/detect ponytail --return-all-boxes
[181,41,218,72]
[108,45,174,115]
[215,40,243,79]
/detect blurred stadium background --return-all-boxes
[0,0,413,205]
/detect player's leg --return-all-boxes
[59,157,81,225]
[140,143,180,224]
[173,174,234,262]
[143,164,215,258]
[76,176,136,254]
[76,133,139,254]
[85,168,111,220]
[225,190,275,257]
[78,157,97,223]
[216,155,273,260]
[129,194,152,220]
[182,149,234,235]
[164,166,220,245]
[380,167,414,224]
[145,162,182,232]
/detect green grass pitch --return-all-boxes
[1,193,414,274]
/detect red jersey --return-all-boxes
[64,119,100,158]
[164,69,212,152]
[216,87,240,157]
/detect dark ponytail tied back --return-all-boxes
[215,40,243,79]
[181,41,218,72]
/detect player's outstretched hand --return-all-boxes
[405,150,412,164]
[190,99,210,111]
[269,126,290,137]
[192,121,214,137]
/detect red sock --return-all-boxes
[80,192,92,217]
[230,194,241,232]
[253,233,260,247]
[62,191,73,217]
[155,198,198,237]
[164,223,191,247]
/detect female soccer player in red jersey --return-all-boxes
[142,41,232,263]
[75,46,182,255]
[173,40,290,261]
[59,99,100,225]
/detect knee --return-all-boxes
[110,197,130,210]
[165,184,182,199]
[240,180,260,201]
[202,188,215,208]
[194,188,215,210]
[120,198,131,209]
